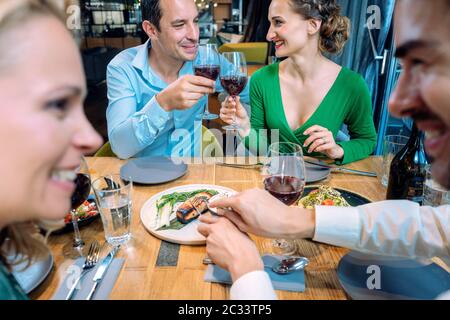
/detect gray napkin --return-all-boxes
[204,255,305,292]
[52,258,125,300]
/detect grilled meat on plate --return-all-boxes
[176,192,214,224]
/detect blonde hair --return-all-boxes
[289,0,350,54]
[0,0,64,270]
[0,0,64,71]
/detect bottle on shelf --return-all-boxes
[386,122,429,205]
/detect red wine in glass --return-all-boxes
[220,75,248,96]
[195,44,220,120]
[71,173,91,210]
[264,175,305,206]
[194,65,220,81]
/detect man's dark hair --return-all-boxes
[141,0,163,31]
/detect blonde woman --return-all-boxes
[220,0,377,164]
[0,0,102,299]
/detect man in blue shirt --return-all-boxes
[106,0,250,159]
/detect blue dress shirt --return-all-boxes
[106,40,250,159]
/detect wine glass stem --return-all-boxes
[232,95,237,126]
[71,209,84,248]
[204,94,210,115]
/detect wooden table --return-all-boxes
[32,156,388,300]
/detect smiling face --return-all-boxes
[0,16,103,226]
[390,0,450,189]
[266,0,321,58]
[148,0,200,62]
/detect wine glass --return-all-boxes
[62,157,95,258]
[194,43,220,120]
[220,51,248,131]
[262,142,306,255]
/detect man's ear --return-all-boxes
[142,20,159,40]
[307,18,322,36]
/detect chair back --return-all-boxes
[94,126,223,158]
[218,42,269,65]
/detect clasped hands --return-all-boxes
[197,189,315,282]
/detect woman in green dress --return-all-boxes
[220,0,377,164]
[0,0,102,300]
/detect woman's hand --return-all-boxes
[219,96,250,135]
[303,125,344,160]
[197,215,264,282]
[209,189,316,240]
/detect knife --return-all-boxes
[304,160,378,177]
[85,245,120,300]
[216,160,377,177]
[215,161,263,169]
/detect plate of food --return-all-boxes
[297,185,372,209]
[51,196,100,234]
[140,184,236,245]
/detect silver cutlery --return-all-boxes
[271,257,309,274]
[216,160,377,177]
[85,245,121,300]
[189,198,203,216]
[215,161,263,169]
[191,197,221,217]
[304,159,378,177]
[65,241,100,300]
[202,256,309,275]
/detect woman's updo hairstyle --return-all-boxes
[289,0,350,54]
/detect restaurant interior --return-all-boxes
[74,0,405,153]
[2,0,449,302]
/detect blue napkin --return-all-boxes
[204,255,305,292]
[52,257,125,300]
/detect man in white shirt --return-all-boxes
[197,0,450,300]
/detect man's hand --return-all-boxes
[156,75,215,111]
[209,189,316,240]
[198,215,264,282]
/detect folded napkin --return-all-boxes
[52,257,125,300]
[204,255,305,292]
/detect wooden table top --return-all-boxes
[32,156,389,300]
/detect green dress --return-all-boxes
[245,63,377,165]
[0,260,29,300]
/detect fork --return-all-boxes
[65,241,100,300]
[191,197,220,217]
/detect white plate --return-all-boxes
[10,250,54,294]
[140,184,236,245]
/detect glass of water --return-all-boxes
[92,175,132,246]
[423,165,450,207]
